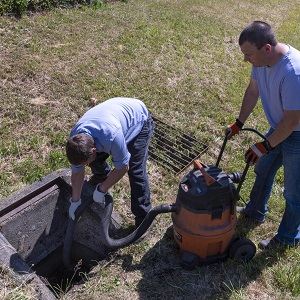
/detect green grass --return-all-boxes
[1,0,300,299]
[271,250,300,296]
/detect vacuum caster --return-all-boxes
[181,251,199,270]
[229,238,256,262]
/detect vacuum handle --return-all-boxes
[193,159,216,186]
[216,135,228,167]
[241,127,267,140]
[230,159,252,214]
[216,127,267,167]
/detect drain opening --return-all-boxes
[0,171,117,299]
[33,242,106,296]
[149,116,209,174]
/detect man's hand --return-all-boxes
[69,198,82,220]
[226,119,244,139]
[245,140,273,165]
[93,184,107,203]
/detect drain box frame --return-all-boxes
[0,169,121,298]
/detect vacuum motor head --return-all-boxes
[176,165,237,216]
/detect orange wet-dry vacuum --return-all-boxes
[172,130,259,269]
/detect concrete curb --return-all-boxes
[0,232,57,300]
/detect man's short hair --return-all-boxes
[66,133,94,165]
[239,21,278,50]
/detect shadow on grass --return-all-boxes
[115,220,286,300]
[235,212,266,237]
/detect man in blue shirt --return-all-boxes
[227,21,300,249]
[66,97,154,229]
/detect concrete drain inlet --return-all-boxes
[0,169,121,299]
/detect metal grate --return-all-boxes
[149,116,209,175]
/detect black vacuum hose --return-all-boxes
[100,194,177,248]
[63,194,177,271]
[63,195,94,271]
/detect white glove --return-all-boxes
[93,184,107,203]
[69,198,82,220]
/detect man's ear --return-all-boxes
[92,147,97,152]
[264,44,272,54]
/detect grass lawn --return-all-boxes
[1,0,300,299]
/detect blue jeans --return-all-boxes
[127,117,154,225]
[89,117,154,225]
[245,128,300,246]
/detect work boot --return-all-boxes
[236,206,245,213]
[236,206,265,223]
[258,237,288,250]
[259,237,299,250]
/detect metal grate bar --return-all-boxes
[148,116,209,175]
[148,147,181,173]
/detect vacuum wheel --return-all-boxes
[229,238,256,262]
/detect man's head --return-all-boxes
[66,133,96,166]
[239,21,278,67]
[239,21,277,50]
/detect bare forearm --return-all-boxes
[238,84,259,124]
[98,165,128,193]
[235,77,259,124]
[71,170,85,201]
